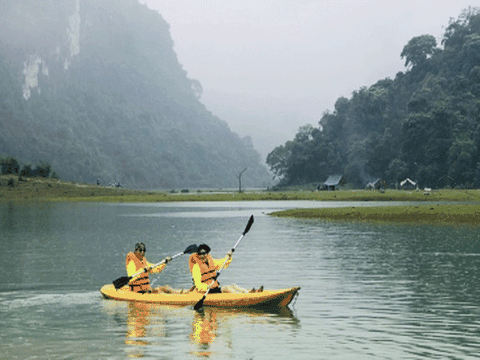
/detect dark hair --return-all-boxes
[197,243,211,255]
[135,242,146,252]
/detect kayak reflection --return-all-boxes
[102,299,299,358]
[124,301,169,358]
[190,308,217,356]
[125,301,166,346]
[189,306,299,357]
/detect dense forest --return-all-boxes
[0,0,270,189]
[267,7,480,189]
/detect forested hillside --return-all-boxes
[0,0,270,189]
[267,7,480,189]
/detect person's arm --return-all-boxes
[126,258,167,278]
[149,262,166,274]
[145,257,170,274]
[213,252,233,270]
[192,264,209,292]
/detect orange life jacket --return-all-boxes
[189,253,219,290]
[126,252,151,292]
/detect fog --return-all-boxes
[141,0,475,162]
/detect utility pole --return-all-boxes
[238,167,247,193]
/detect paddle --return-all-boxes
[193,215,254,311]
[113,244,198,290]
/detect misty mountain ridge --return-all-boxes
[0,0,271,189]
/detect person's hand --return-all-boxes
[164,256,172,263]
[227,250,233,258]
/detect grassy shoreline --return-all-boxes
[1,175,480,225]
[0,175,145,201]
[2,175,480,202]
[269,204,480,226]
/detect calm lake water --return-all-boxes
[1,200,480,359]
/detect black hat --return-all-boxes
[135,242,146,252]
[197,244,211,255]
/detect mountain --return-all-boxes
[0,0,271,189]
[267,7,480,189]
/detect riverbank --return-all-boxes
[269,204,480,226]
[2,175,480,203]
[2,175,480,225]
[0,175,144,201]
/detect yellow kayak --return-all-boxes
[100,284,300,308]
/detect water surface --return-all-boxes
[1,201,479,359]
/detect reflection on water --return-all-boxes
[101,299,300,359]
[191,308,218,357]
[124,302,169,358]
[189,306,299,357]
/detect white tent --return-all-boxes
[400,178,416,188]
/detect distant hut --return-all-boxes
[318,175,345,191]
[400,178,416,190]
[366,178,385,190]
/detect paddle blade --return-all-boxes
[113,276,131,290]
[243,215,254,236]
[194,295,206,311]
[183,244,198,254]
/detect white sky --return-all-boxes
[141,0,477,161]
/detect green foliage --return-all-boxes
[20,163,34,177]
[267,7,480,189]
[401,35,438,68]
[0,156,20,174]
[1,156,54,178]
[34,161,52,178]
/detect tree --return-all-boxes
[20,163,35,177]
[386,158,408,184]
[401,35,438,69]
[442,7,480,50]
[1,156,20,174]
[266,143,291,182]
[34,161,52,178]
[447,137,477,187]
[265,7,480,189]
[401,112,432,166]
[365,130,394,177]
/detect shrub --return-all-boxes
[34,161,52,178]
[20,163,35,177]
[1,156,20,175]
[1,156,57,179]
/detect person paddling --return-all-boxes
[188,244,233,293]
[126,242,171,293]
